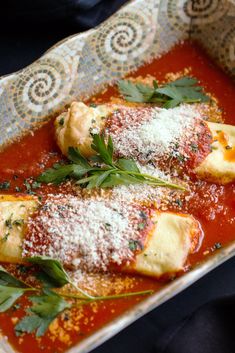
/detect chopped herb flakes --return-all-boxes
[176,153,187,163]
[24,180,31,191]
[175,199,183,207]
[139,211,147,220]
[5,215,13,229]
[32,181,41,189]
[129,240,143,251]
[213,242,222,250]
[0,181,10,190]
[24,179,40,194]
[2,233,10,242]
[59,117,64,126]
[13,219,24,226]
[5,215,24,231]
[104,223,112,230]
[2,215,24,243]
[137,222,146,230]
[190,143,198,152]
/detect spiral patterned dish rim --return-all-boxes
[0,0,235,352]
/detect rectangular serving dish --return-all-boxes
[0,0,234,352]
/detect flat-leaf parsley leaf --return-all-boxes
[38,134,184,191]
[118,76,210,108]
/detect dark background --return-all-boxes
[0,0,127,76]
[1,1,235,352]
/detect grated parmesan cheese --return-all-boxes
[110,163,182,207]
[107,104,203,163]
[23,195,153,272]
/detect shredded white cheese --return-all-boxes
[23,195,150,271]
[108,104,203,163]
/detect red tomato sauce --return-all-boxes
[0,41,234,353]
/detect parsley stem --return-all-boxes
[183,98,201,103]
[150,97,167,103]
[23,287,38,292]
[116,170,185,190]
[15,276,39,291]
[84,289,154,301]
[61,289,154,302]
[69,281,94,299]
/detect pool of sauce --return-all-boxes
[0,41,234,353]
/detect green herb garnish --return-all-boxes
[89,103,97,108]
[0,286,27,313]
[190,143,198,152]
[137,222,146,230]
[13,219,24,226]
[0,181,10,190]
[59,117,64,126]
[24,179,37,195]
[213,242,222,250]
[175,199,183,207]
[15,290,71,337]
[118,77,210,108]
[2,233,10,242]
[0,257,153,337]
[31,181,41,189]
[129,240,143,251]
[5,214,13,229]
[38,134,184,191]
[27,256,70,288]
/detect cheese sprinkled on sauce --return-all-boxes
[110,163,183,207]
[106,105,205,165]
[23,195,154,271]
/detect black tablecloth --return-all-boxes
[1,1,235,352]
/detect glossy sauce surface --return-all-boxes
[0,41,234,353]
[214,130,235,162]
